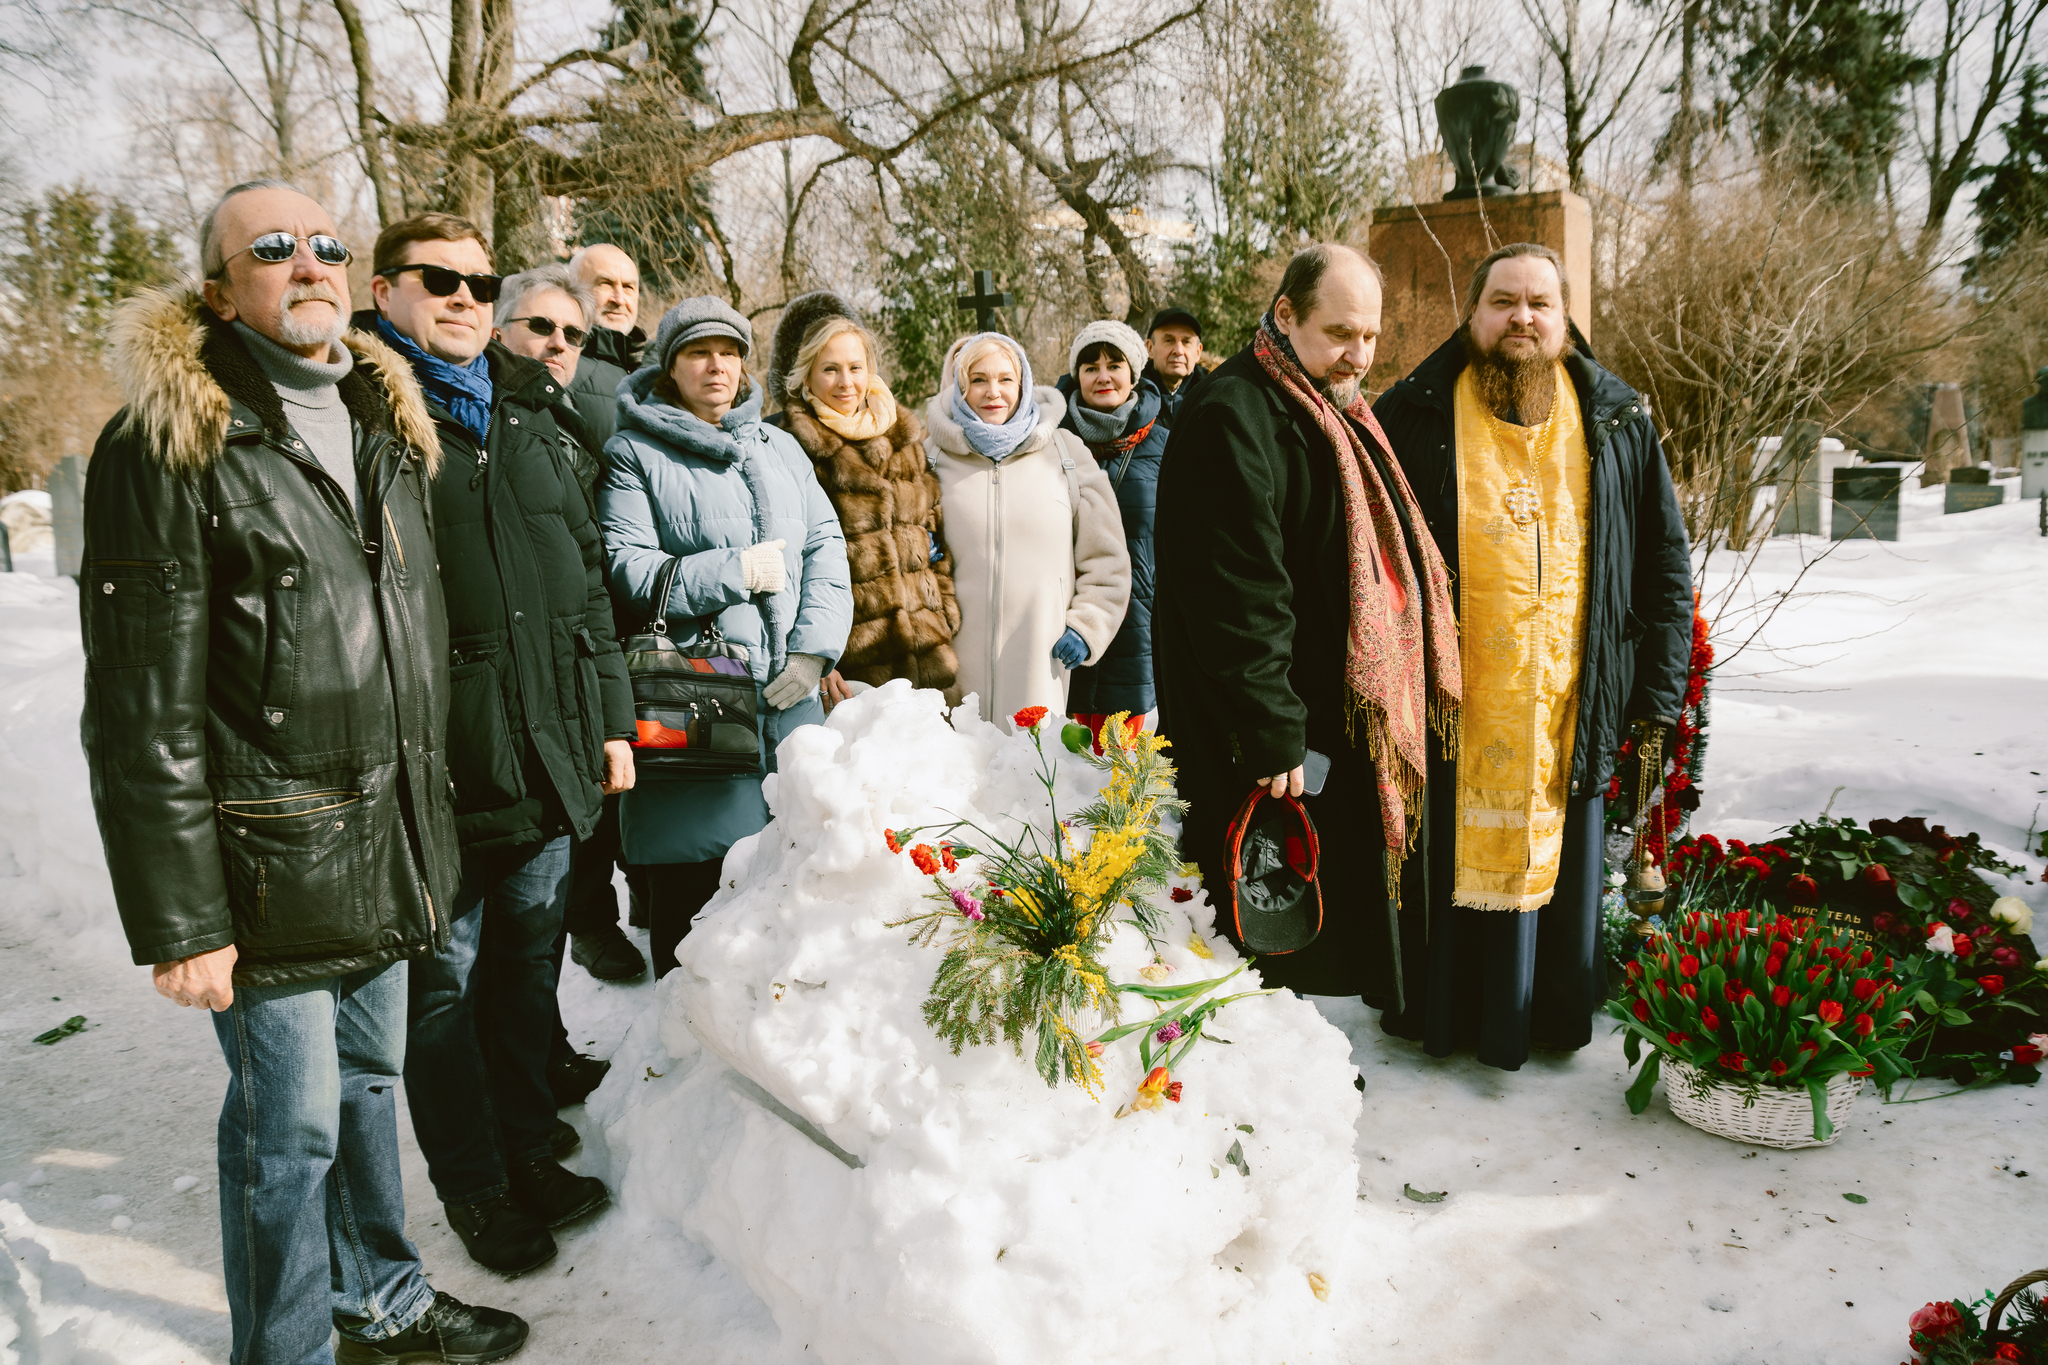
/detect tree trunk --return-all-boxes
[332,0,397,225]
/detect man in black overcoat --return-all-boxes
[1372,242,1693,1070]
[1155,244,1453,1002]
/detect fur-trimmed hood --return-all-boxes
[109,282,442,476]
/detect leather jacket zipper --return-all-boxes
[256,859,268,927]
[93,560,179,592]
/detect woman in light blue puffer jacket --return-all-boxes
[599,296,851,974]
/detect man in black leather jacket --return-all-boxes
[365,212,636,1278]
[80,179,526,1365]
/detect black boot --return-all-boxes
[570,924,647,981]
[547,1050,610,1107]
[507,1156,609,1229]
[549,1118,580,1159]
[334,1290,529,1364]
[444,1193,555,1276]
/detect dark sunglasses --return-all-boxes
[507,315,588,347]
[217,231,351,273]
[377,263,503,303]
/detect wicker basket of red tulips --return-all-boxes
[1607,907,1915,1147]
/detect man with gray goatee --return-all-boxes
[79,177,529,1363]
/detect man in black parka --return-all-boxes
[364,212,637,1275]
[1372,242,1693,1071]
[1155,245,1452,1003]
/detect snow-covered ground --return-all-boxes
[1,484,2041,1364]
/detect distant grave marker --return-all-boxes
[1944,471,2006,514]
[49,455,86,578]
[1831,466,1901,541]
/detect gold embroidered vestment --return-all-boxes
[1451,362,1591,912]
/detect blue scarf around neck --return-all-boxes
[374,315,494,447]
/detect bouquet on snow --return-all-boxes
[886,707,1269,1103]
[1607,907,1915,1138]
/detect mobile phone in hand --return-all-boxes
[1302,749,1331,797]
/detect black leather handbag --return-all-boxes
[620,557,763,778]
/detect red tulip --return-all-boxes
[1679,954,1700,978]
[1718,1052,1748,1071]
[1852,978,1878,1002]
[1853,1013,1874,1037]
[1632,998,1652,1023]
[1772,985,1793,1007]
[1680,983,1698,1001]
[1768,1059,1788,1077]
[1817,1000,1844,1026]
[1666,1031,1691,1046]
[1701,1006,1722,1031]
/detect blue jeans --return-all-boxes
[405,836,571,1204]
[212,960,435,1365]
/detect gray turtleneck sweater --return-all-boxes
[234,321,359,516]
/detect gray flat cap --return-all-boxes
[653,295,752,374]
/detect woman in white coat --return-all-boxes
[924,331,1131,721]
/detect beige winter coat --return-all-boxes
[926,386,1131,721]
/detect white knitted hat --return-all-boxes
[1066,319,1149,381]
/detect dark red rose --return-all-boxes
[1946,897,1973,922]
[1994,945,2022,967]
[1872,911,1907,937]
[1787,874,1820,906]
[1862,863,1894,888]
[1953,934,1975,958]
[1980,975,2006,996]
[2012,1044,2043,1066]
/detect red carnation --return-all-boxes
[1773,985,1793,1007]
[941,844,958,873]
[1633,998,1652,1023]
[884,829,902,853]
[1701,1006,1722,1031]
[1732,855,1769,877]
[1170,886,1194,903]
[909,843,941,875]
[1719,1052,1748,1071]
[1995,1343,2026,1362]
[1166,1080,1183,1103]
[1853,1013,1874,1037]
[1817,1000,1845,1026]
[1012,705,1050,729]
[1979,974,2006,996]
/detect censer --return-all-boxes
[1624,725,1666,934]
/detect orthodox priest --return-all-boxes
[1373,242,1693,1070]
[1155,243,1461,1001]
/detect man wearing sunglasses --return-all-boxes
[80,178,528,1363]
[363,213,637,1278]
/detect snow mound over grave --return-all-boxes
[590,681,1363,1365]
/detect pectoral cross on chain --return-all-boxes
[1502,479,1542,526]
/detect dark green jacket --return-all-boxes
[1372,332,1694,798]
[80,286,460,986]
[422,342,635,858]
[565,324,642,452]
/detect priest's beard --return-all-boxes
[1462,323,1564,425]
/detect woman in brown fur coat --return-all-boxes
[769,291,960,702]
